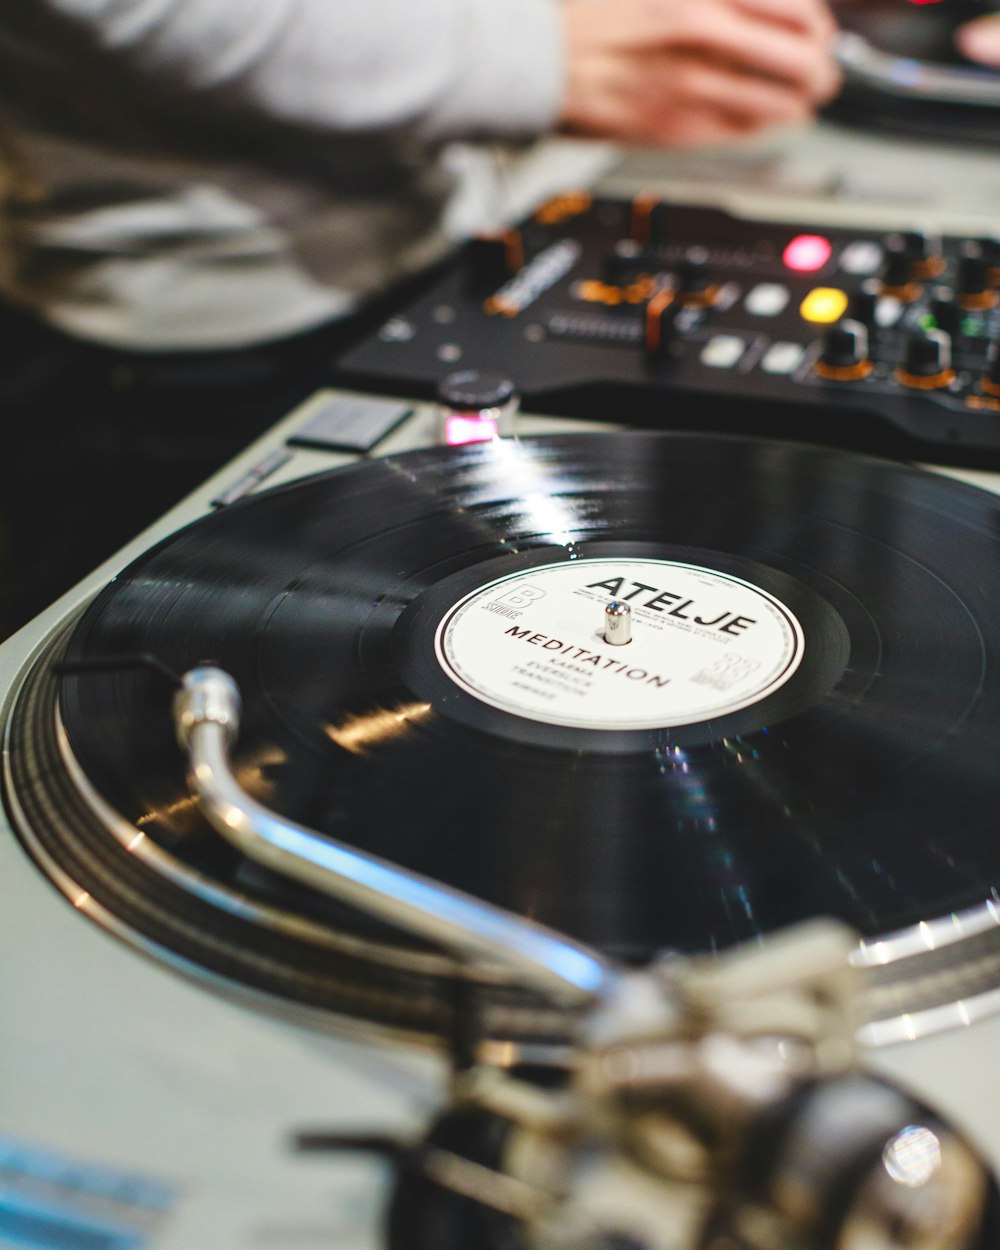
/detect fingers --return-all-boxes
[562,0,840,100]
[955,15,1000,68]
[560,48,819,146]
[668,57,820,129]
[729,0,838,42]
[668,0,841,105]
[559,0,841,146]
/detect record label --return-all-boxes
[434,557,805,729]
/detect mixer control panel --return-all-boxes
[335,193,1000,464]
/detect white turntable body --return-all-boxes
[5,122,1000,1249]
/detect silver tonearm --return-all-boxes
[173,665,991,1250]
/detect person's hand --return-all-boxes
[559,0,841,146]
[955,13,1000,67]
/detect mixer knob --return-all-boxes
[436,370,519,444]
[604,239,647,287]
[879,241,921,300]
[815,318,873,380]
[678,254,708,290]
[975,235,1000,281]
[846,288,878,328]
[676,252,719,307]
[980,339,1000,397]
[897,328,955,389]
[904,328,952,375]
[822,319,869,368]
[975,235,1000,263]
[881,243,909,284]
[466,229,524,289]
[956,243,998,310]
[928,296,963,339]
[897,228,945,278]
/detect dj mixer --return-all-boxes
[337,193,1000,465]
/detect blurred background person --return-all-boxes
[0,0,840,635]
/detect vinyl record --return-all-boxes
[15,432,1000,1033]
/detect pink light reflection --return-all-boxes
[444,414,499,446]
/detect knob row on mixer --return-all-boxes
[816,320,1000,393]
[340,193,1000,463]
[880,237,1000,309]
[459,196,1000,408]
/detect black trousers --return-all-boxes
[0,307,346,638]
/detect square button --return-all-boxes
[745,283,790,317]
[761,342,807,374]
[287,395,413,453]
[840,241,883,275]
[800,287,849,324]
[700,335,746,369]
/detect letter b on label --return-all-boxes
[495,585,545,609]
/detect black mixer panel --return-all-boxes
[335,194,1000,465]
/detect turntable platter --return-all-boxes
[8,432,1000,1039]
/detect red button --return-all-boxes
[783,234,833,273]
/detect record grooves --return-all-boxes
[7,432,1000,1040]
[5,623,566,1044]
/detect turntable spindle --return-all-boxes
[604,599,632,645]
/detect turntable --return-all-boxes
[829,0,1000,145]
[8,104,1000,1247]
[5,380,1000,1249]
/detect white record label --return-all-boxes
[434,557,805,730]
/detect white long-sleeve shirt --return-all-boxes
[0,0,565,348]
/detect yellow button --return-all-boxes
[800,287,849,324]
